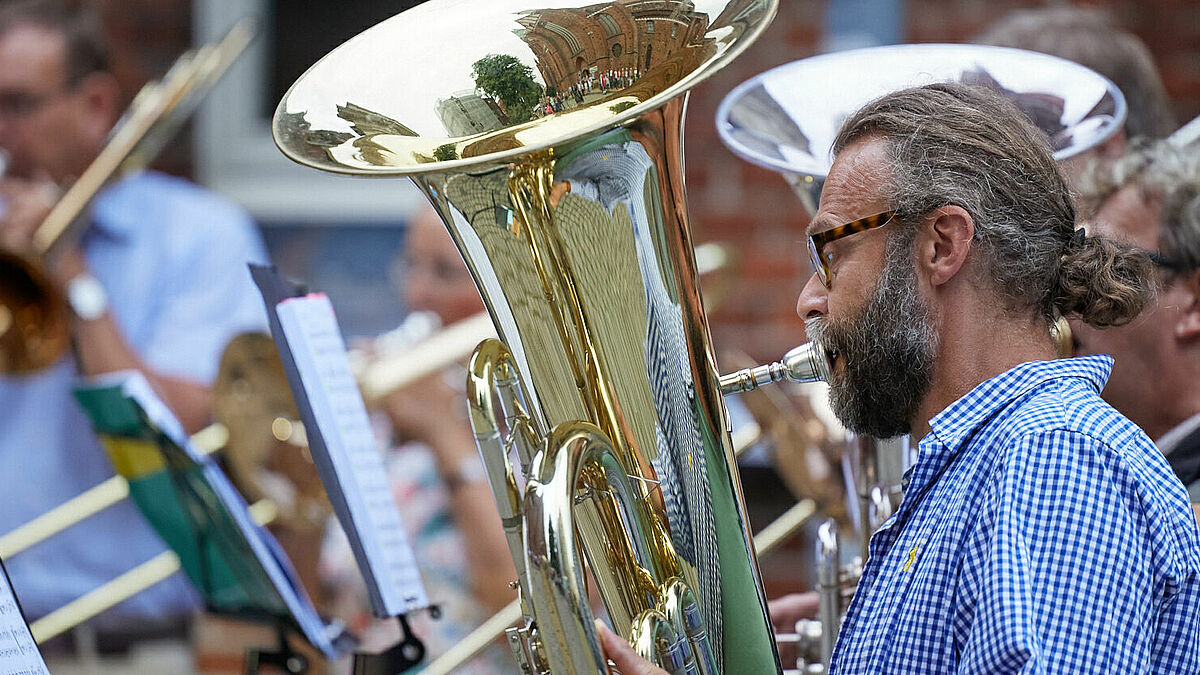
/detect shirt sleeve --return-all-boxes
[955,429,1175,674]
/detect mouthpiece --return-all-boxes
[718,341,832,395]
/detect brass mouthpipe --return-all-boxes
[719,341,833,395]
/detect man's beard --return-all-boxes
[804,240,937,439]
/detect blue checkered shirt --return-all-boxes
[830,356,1200,673]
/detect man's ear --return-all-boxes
[1175,269,1200,342]
[915,205,974,287]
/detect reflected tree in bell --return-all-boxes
[472,54,544,125]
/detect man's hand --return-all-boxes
[768,591,819,631]
[0,175,58,251]
[594,620,669,675]
[0,175,86,284]
[769,592,819,667]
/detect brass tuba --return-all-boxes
[715,43,1128,672]
[273,1,781,672]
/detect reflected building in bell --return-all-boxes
[436,91,508,136]
[515,1,713,98]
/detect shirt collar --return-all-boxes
[926,355,1113,455]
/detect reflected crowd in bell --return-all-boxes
[0,0,1197,674]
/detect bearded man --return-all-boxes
[602,83,1200,674]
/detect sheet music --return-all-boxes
[0,562,48,675]
[275,293,428,617]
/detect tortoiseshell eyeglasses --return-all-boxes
[807,210,897,288]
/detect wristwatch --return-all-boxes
[66,273,109,321]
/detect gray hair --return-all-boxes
[0,0,110,87]
[976,6,1175,140]
[1078,140,1200,275]
[833,82,1155,328]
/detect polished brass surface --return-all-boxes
[214,332,331,533]
[275,1,774,176]
[716,43,1128,213]
[0,18,256,374]
[274,2,780,671]
[0,249,69,374]
[353,244,725,406]
[423,493,816,675]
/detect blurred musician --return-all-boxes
[320,205,515,673]
[0,0,266,663]
[1071,140,1200,500]
[602,83,1200,674]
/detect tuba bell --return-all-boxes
[273,1,781,672]
[715,43,1128,672]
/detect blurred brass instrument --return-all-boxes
[716,43,1128,672]
[0,424,261,643]
[0,17,256,374]
[274,1,784,672]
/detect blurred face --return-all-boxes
[398,207,484,325]
[1070,184,1179,435]
[0,23,93,182]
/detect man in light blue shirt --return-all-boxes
[602,83,1200,673]
[0,0,267,643]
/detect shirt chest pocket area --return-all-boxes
[870,513,958,634]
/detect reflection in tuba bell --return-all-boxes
[273,0,782,671]
[716,43,1127,672]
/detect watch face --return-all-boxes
[67,274,108,321]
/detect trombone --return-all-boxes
[0,17,257,374]
[0,424,268,643]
